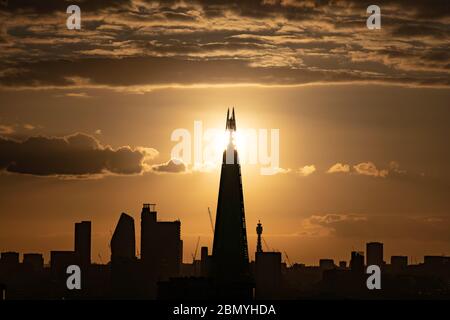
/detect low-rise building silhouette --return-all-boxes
[367,242,384,267]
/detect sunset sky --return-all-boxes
[0,0,449,265]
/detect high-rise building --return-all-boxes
[141,203,157,263]
[110,213,139,298]
[111,213,136,261]
[366,242,383,267]
[75,221,91,266]
[140,203,181,279]
[211,109,251,298]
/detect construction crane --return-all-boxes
[284,251,292,267]
[108,230,112,248]
[207,207,215,233]
[262,236,270,252]
[191,236,200,262]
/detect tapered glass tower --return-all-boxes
[212,108,250,286]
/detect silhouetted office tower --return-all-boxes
[110,213,140,299]
[111,213,136,261]
[319,259,335,270]
[75,221,91,266]
[212,109,250,286]
[255,252,281,299]
[391,256,407,273]
[141,203,156,262]
[350,251,365,273]
[366,242,383,267]
[23,253,44,271]
[140,203,181,279]
[256,221,263,253]
[0,252,19,265]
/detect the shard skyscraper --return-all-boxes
[211,108,252,298]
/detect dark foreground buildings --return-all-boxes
[1,214,450,300]
[0,110,449,300]
[1,211,449,300]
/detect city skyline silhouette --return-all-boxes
[1,111,449,300]
[0,0,449,302]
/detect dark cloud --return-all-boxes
[192,0,450,20]
[151,159,188,174]
[0,133,158,177]
[1,0,131,14]
[325,161,450,191]
[0,0,448,88]
[307,213,450,242]
[1,56,448,89]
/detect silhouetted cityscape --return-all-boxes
[1,111,449,300]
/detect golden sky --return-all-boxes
[0,1,449,265]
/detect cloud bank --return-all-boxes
[0,0,448,90]
[0,133,158,178]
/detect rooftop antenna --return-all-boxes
[108,230,112,248]
[262,236,270,252]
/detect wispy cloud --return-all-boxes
[327,161,394,178]
[327,162,350,174]
[0,124,14,135]
[297,164,316,177]
[151,158,189,174]
[353,162,389,178]
[298,213,450,242]
[64,92,91,98]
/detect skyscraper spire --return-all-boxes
[226,107,236,131]
[225,108,230,129]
